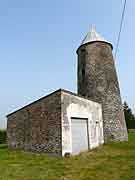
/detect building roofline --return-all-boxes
[6,89,61,117]
[60,89,101,105]
[76,40,113,54]
[77,27,113,53]
[6,88,101,117]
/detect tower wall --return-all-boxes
[77,41,128,142]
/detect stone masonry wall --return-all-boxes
[7,91,62,155]
[77,42,128,142]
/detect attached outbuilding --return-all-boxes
[7,89,104,156]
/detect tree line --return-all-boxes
[123,102,135,130]
[0,130,6,144]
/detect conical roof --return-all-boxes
[78,27,113,50]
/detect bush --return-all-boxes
[0,130,7,144]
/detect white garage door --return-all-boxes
[71,118,89,155]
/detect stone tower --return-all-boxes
[77,28,128,142]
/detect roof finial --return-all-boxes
[91,25,96,32]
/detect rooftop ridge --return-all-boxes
[7,89,101,117]
[78,27,113,50]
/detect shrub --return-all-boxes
[0,130,7,144]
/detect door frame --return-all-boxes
[71,117,90,151]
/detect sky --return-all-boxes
[0,0,134,128]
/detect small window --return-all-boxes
[82,68,85,80]
[81,49,85,53]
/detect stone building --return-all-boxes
[7,89,103,156]
[7,28,128,156]
[77,28,128,142]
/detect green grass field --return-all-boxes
[0,133,135,180]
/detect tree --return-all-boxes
[123,102,135,130]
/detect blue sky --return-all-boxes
[0,0,134,128]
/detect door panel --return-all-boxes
[71,118,88,155]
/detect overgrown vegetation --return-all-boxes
[0,129,6,144]
[123,102,135,129]
[0,133,135,180]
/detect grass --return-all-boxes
[0,133,135,180]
